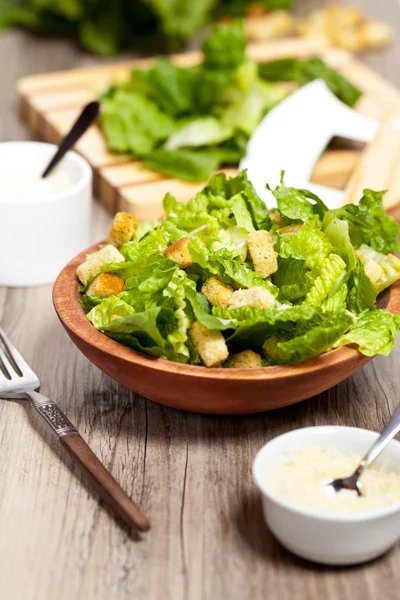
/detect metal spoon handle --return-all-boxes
[42,101,100,178]
[356,404,400,476]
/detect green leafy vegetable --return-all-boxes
[269,183,328,223]
[80,172,400,367]
[130,59,196,117]
[96,22,360,182]
[335,310,400,356]
[323,217,377,312]
[143,148,220,181]
[272,258,312,301]
[259,57,362,107]
[0,1,296,55]
[267,310,355,364]
[303,254,346,307]
[101,90,175,155]
[165,117,234,150]
[202,20,246,70]
[279,217,332,270]
[323,189,400,254]
[222,80,287,137]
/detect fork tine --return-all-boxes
[0,327,38,380]
[0,346,18,378]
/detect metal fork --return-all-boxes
[0,327,150,532]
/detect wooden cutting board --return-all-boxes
[17,38,400,221]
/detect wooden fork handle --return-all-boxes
[60,432,150,532]
[28,391,150,533]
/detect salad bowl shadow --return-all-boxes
[53,243,400,415]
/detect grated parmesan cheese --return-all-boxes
[269,446,400,513]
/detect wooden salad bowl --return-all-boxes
[53,243,400,415]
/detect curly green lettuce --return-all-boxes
[79,171,400,367]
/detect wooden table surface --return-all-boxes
[1,1,400,599]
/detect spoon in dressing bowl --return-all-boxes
[42,101,100,178]
[324,405,400,496]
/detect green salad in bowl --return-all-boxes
[77,171,400,368]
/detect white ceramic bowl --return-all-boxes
[0,141,92,287]
[253,426,400,565]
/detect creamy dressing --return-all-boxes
[269,446,400,513]
[0,163,74,203]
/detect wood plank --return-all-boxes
[99,163,163,212]
[311,149,360,189]
[345,104,400,208]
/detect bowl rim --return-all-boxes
[53,241,400,380]
[0,141,92,206]
[252,425,400,522]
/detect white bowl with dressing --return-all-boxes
[0,141,92,286]
[253,426,400,565]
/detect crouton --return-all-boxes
[86,273,124,298]
[201,277,234,307]
[164,237,192,268]
[245,11,296,42]
[108,212,138,247]
[228,286,275,310]
[190,321,229,368]
[77,245,124,286]
[358,20,393,51]
[247,230,278,278]
[228,350,262,369]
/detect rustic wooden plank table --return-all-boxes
[1,1,400,598]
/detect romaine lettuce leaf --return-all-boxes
[272,257,312,301]
[87,296,135,328]
[321,284,348,313]
[101,90,175,156]
[100,306,166,348]
[210,226,248,261]
[231,193,255,232]
[165,117,234,150]
[203,170,271,230]
[202,21,246,70]
[222,80,286,137]
[324,218,377,312]
[297,58,362,108]
[80,295,103,311]
[303,254,346,307]
[279,217,332,271]
[163,269,193,361]
[222,305,316,351]
[335,309,400,356]
[323,189,400,254]
[270,185,327,223]
[267,310,355,364]
[259,57,362,107]
[347,260,378,313]
[143,148,220,181]
[130,59,196,117]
